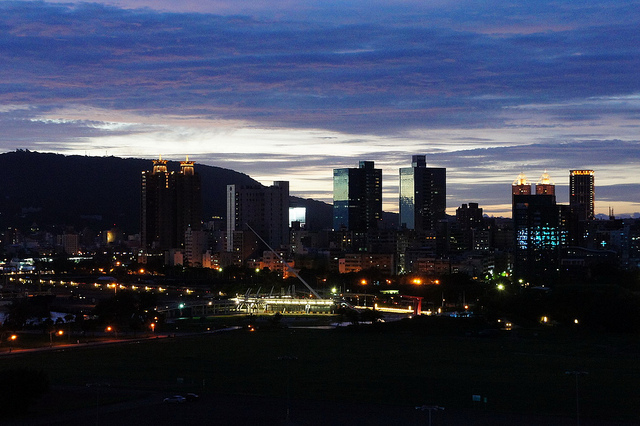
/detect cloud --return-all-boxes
[1,1,639,136]
[0,1,639,216]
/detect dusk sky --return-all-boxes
[1,0,639,217]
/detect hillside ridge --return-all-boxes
[0,150,334,233]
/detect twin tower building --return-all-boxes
[140,157,201,252]
[140,155,289,265]
[333,155,446,232]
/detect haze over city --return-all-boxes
[1,0,639,216]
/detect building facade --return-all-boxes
[399,155,446,231]
[333,161,382,232]
[226,181,290,259]
[535,171,555,196]
[175,159,202,248]
[141,158,175,250]
[511,172,568,284]
[570,170,595,221]
[141,157,201,251]
[512,172,532,200]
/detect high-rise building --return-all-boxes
[141,158,174,250]
[570,170,595,221]
[455,203,488,252]
[512,171,566,285]
[333,161,382,232]
[456,203,484,229]
[175,158,202,247]
[141,157,201,251]
[227,181,289,259]
[535,171,555,196]
[184,226,206,267]
[399,155,446,231]
[512,172,532,199]
[512,194,562,284]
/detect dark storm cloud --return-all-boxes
[1,1,640,136]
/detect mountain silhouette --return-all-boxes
[0,150,334,234]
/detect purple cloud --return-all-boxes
[0,1,639,216]
[0,1,639,135]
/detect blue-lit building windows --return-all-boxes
[513,193,566,285]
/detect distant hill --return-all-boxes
[0,150,335,233]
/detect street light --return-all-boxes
[49,329,63,347]
[415,405,444,426]
[565,370,588,426]
[105,326,118,340]
[9,334,17,352]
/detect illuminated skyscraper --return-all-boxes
[512,171,566,285]
[399,155,446,231]
[512,172,532,199]
[512,193,561,284]
[175,158,202,247]
[535,171,555,196]
[141,158,174,250]
[141,157,201,251]
[570,170,595,221]
[333,161,382,232]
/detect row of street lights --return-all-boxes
[2,320,160,353]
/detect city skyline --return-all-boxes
[1,0,639,217]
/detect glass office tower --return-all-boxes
[399,155,446,231]
[333,161,382,232]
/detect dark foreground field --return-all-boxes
[2,318,639,425]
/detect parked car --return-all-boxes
[163,395,186,403]
[186,393,199,402]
